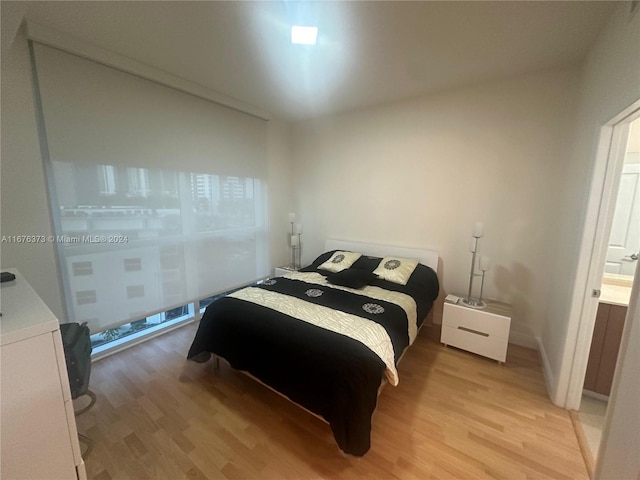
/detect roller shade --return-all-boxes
[32,42,269,334]
[33,43,266,177]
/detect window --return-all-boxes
[91,279,259,355]
[32,42,269,339]
[49,160,267,336]
[90,303,193,352]
[127,167,150,198]
[98,165,116,196]
[123,258,142,272]
[72,261,93,276]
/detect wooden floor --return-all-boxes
[76,322,589,480]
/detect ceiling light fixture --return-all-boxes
[291,26,318,45]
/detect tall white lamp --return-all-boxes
[463,222,488,309]
[288,213,296,268]
[294,222,303,269]
[287,213,303,269]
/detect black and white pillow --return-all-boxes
[372,257,419,285]
[327,269,378,289]
[318,251,362,273]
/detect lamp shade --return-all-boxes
[290,235,299,246]
[288,212,296,222]
[473,222,484,238]
[479,256,491,271]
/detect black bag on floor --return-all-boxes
[60,322,92,399]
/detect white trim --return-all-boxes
[24,21,271,121]
[561,101,640,410]
[582,389,609,403]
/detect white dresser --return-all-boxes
[441,296,512,363]
[1,269,87,480]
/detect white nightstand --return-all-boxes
[441,295,512,363]
[274,266,298,277]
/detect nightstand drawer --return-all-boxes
[441,299,512,363]
[442,302,510,338]
[441,324,508,363]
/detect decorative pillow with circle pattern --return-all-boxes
[317,251,362,273]
[372,256,419,285]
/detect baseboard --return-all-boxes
[569,410,595,477]
[582,389,609,402]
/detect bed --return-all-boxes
[187,239,440,456]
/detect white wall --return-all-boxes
[0,8,294,320]
[1,9,65,319]
[541,2,640,405]
[291,68,580,343]
[267,118,295,267]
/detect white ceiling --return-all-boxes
[19,1,617,121]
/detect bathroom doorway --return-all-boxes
[577,115,639,471]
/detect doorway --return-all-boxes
[577,116,639,466]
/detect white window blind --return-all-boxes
[32,43,269,334]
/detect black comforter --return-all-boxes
[187,252,439,456]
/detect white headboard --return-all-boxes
[325,239,439,273]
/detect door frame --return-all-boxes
[563,100,640,411]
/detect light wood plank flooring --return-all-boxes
[76,323,588,479]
